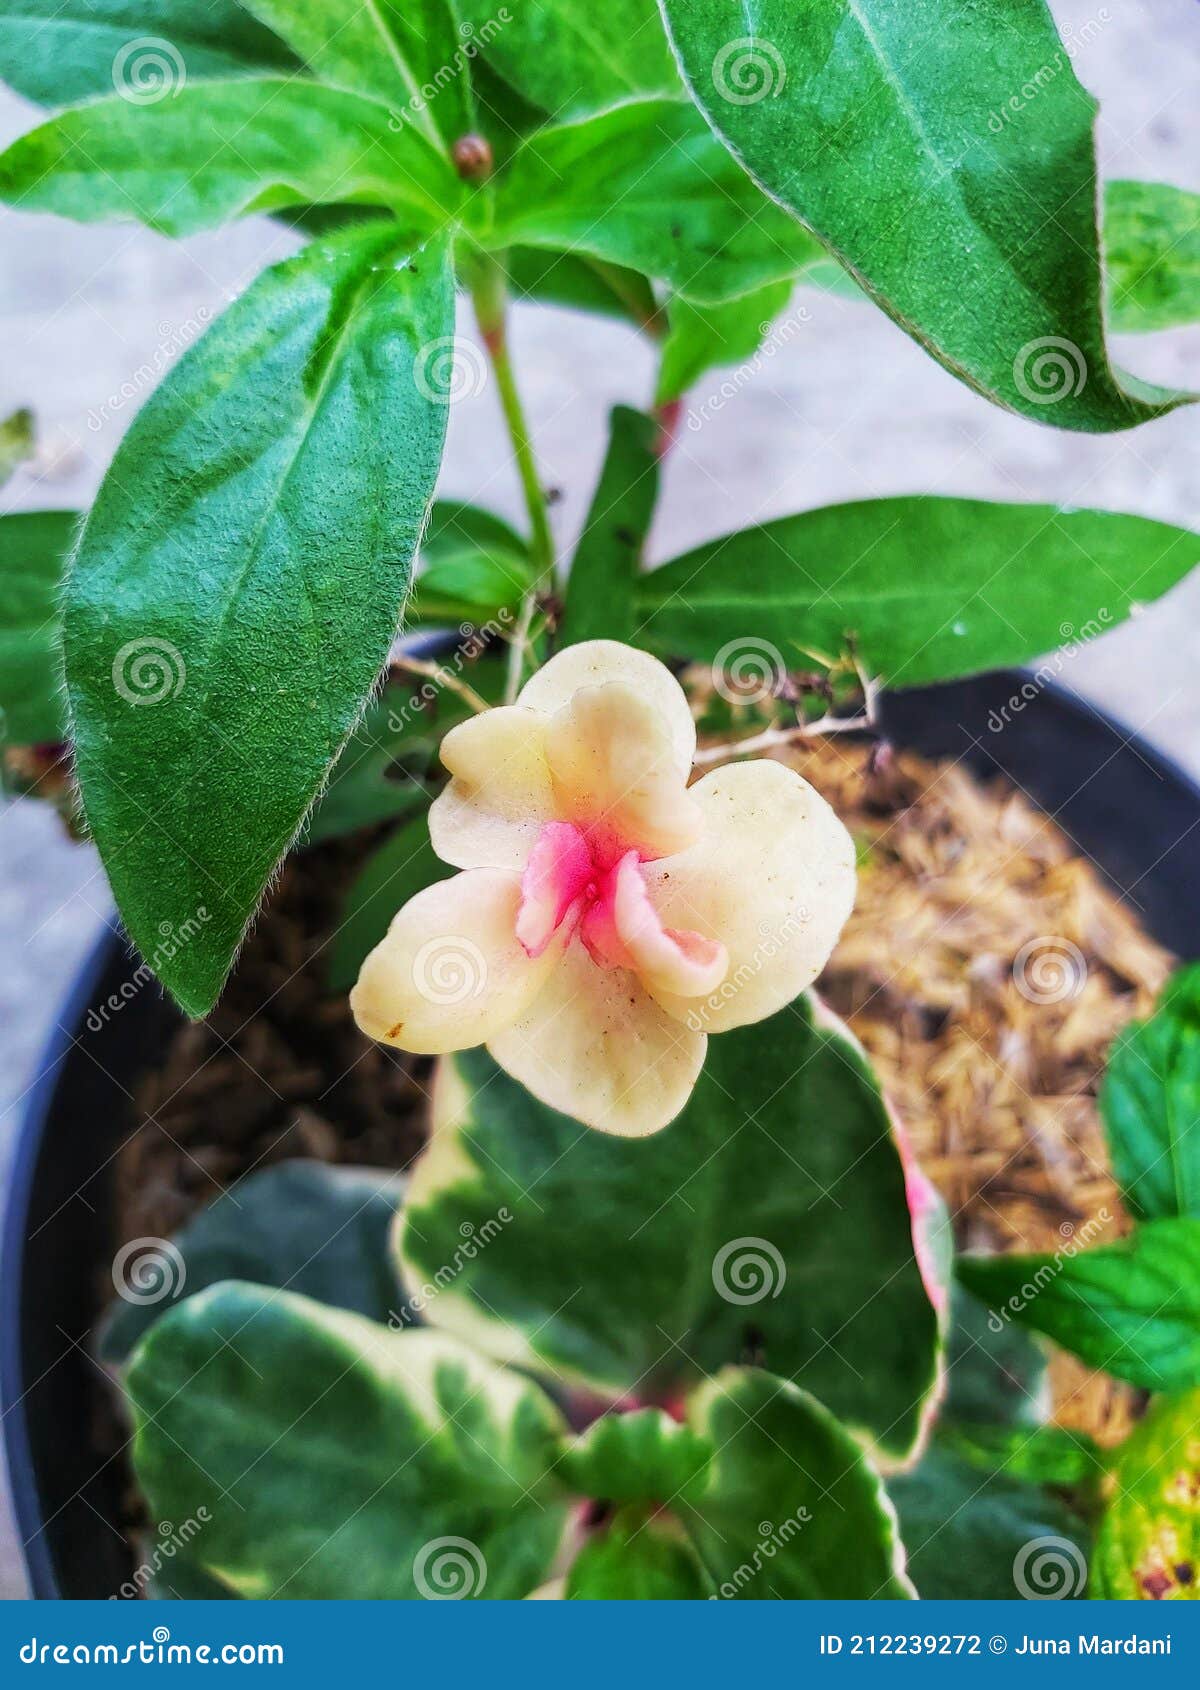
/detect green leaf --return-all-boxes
[100,1160,405,1365]
[1106,181,1200,335]
[659,0,1191,432]
[64,222,454,1017]
[0,77,460,237]
[410,500,534,625]
[683,1368,911,1599]
[942,1423,1106,1494]
[0,1,296,107]
[0,510,74,745]
[558,1410,712,1505]
[1101,964,1200,1223]
[943,1286,1049,1429]
[1092,1390,1200,1600]
[889,1441,1089,1600]
[483,98,828,305]
[238,0,471,150]
[566,1508,714,1599]
[127,1283,571,1599]
[398,997,941,1462]
[0,407,34,489]
[958,1219,1200,1393]
[505,250,659,328]
[638,497,1200,688]
[656,283,790,405]
[303,694,431,847]
[327,810,451,993]
[562,406,658,646]
[456,0,681,120]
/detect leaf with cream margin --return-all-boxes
[681,1368,912,1599]
[659,0,1191,432]
[1091,1389,1200,1600]
[127,1282,571,1599]
[558,1409,712,1503]
[63,222,454,1017]
[396,997,943,1462]
[567,1509,714,1599]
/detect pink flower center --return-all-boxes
[515,821,727,999]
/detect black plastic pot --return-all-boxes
[4,670,1199,1598]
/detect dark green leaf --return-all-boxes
[327,811,451,992]
[558,1409,711,1505]
[1106,181,1200,335]
[958,1220,1200,1393]
[100,1160,405,1364]
[0,407,34,489]
[505,250,660,329]
[127,1282,571,1599]
[567,1508,713,1599]
[638,498,1200,688]
[942,1423,1106,1494]
[456,0,680,120]
[303,694,431,847]
[943,1286,1048,1429]
[562,406,658,646]
[1091,1390,1200,1600]
[64,222,454,1017]
[410,500,534,625]
[399,997,941,1462]
[657,283,790,405]
[659,0,1190,431]
[0,1,295,107]
[889,1441,1089,1600]
[0,78,460,237]
[145,1545,241,1601]
[684,1368,911,1599]
[0,510,74,745]
[1102,964,1200,1223]
[484,98,828,305]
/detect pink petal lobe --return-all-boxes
[516,822,593,958]
[610,850,728,998]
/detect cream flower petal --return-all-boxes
[584,849,728,998]
[643,760,856,1033]
[517,640,696,780]
[487,936,707,1137]
[428,705,557,871]
[350,869,560,1055]
[544,682,701,863]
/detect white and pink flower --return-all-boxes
[352,641,856,1135]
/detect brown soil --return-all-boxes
[113,738,1172,1443]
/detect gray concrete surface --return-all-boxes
[1,0,1197,1599]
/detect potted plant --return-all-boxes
[1,0,1198,1600]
